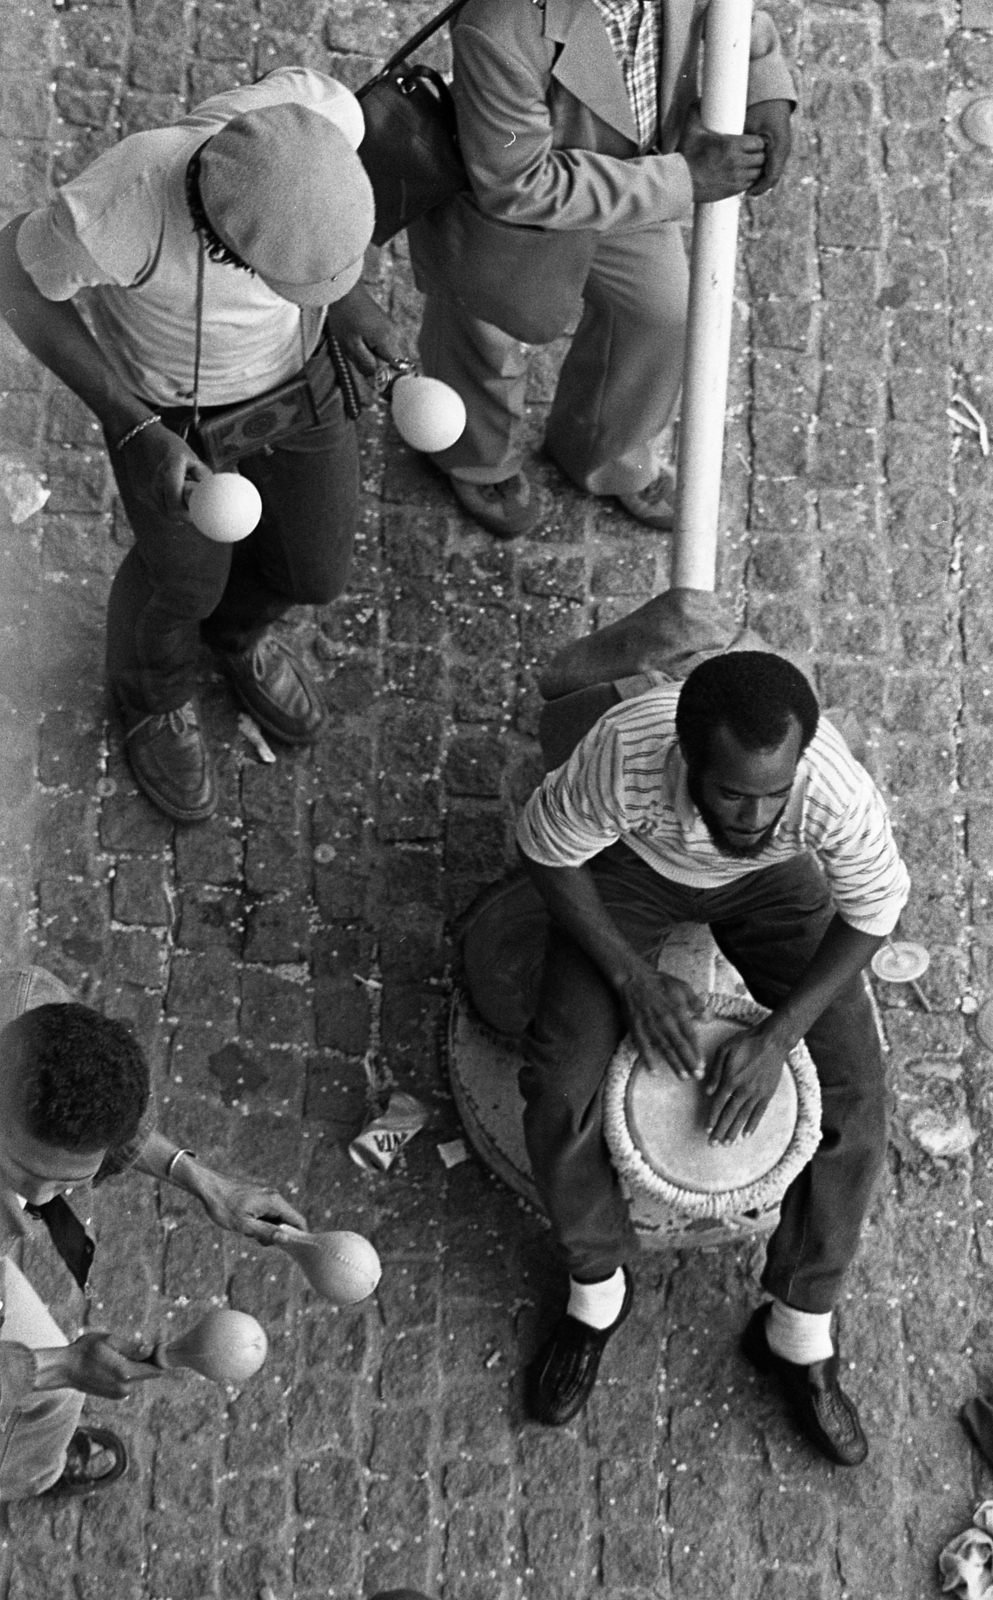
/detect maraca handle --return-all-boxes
[148,1340,180,1371]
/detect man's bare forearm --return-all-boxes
[761,914,884,1053]
[0,214,155,440]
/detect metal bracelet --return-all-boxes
[114,413,161,452]
[165,1147,196,1182]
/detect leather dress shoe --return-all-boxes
[741,1303,868,1467]
[449,471,551,538]
[616,471,676,530]
[122,700,217,823]
[525,1267,633,1426]
[220,634,326,744]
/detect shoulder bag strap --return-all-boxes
[357,0,469,93]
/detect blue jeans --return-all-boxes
[105,387,358,715]
[519,845,888,1312]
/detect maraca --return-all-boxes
[186,471,262,542]
[151,1308,268,1382]
[390,374,466,453]
[272,1225,381,1306]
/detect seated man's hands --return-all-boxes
[703,1023,785,1144]
[324,283,408,378]
[617,965,706,1081]
[33,1331,169,1398]
[742,98,793,195]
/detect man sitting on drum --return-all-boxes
[516,651,910,1465]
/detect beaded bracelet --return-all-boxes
[165,1147,196,1182]
[115,414,161,452]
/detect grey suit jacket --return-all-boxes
[410,0,795,340]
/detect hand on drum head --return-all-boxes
[703,1023,786,1144]
[617,966,706,1082]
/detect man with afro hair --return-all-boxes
[0,967,306,1500]
[515,651,910,1465]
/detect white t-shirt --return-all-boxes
[17,69,364,408]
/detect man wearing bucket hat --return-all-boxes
[0,68,402,822]
[515,652,910,1465]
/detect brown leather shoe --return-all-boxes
[616,471,676,530]
[123,700,218,823]
[220,634,326,744]
[449,471,551,538]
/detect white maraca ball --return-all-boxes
[390,374,466,454]
[188,472,262,543]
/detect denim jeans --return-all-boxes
[105,387,359,715]
[519,844,888,1312]
[0,1257,83,1501]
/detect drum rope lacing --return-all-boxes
[603,992,822,1219]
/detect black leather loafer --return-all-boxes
[741,1303,868,1467]
[220,634,326,744]
[525,1266,633,1427]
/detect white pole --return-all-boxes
[671,0,754,591]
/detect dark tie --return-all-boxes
[25,1196,95,1293]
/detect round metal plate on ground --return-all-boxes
[962,97,993,148]
[871,941,931,984]
[975,998,993,1052]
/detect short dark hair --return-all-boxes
[2,1004,150,1152]
[185,145,254,273]
[676,651,820,770]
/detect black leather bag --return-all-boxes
[356,1,469,246]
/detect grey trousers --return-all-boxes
[418,222,689,495]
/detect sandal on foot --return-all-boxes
[47,1426,129,1497]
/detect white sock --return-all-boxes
[766,1299,834,1365]
[567,1267,626,1330]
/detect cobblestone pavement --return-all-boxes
[3,0,993,1596]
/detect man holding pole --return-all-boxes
[515,653,910,1464]
[408,0,795,538]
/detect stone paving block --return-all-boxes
[167,948,240,1024]
[174,816,244,886]
[523,1503,593,1590]
[239,967,315,1049]
[144,1515,218,1600]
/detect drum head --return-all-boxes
[625,1016,798,1194]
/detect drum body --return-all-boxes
[449,877,823,1250]
[603,993,822,1246]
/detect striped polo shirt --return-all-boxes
[517,686,910,937]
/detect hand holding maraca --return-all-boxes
[32,1330,175,1399]
[183,470,263,543]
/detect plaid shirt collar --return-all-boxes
[590,0,661,151]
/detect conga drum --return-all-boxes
[603,993,822,1247]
